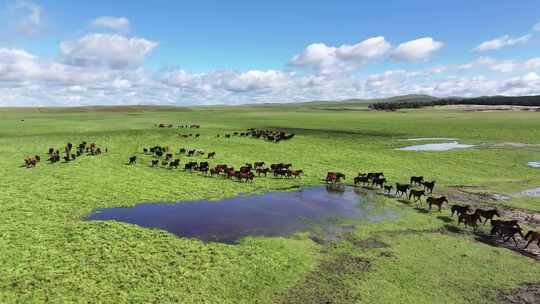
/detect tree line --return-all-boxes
[368,95,540,111]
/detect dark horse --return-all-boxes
[427,196,448,211]
[474,209,500,225]
[325,172,345,183]
[128,156,137,165]
[395,183,410,197]
[524,230,540,249]
[410,176,424,186]
[450,204,470,217]
[497,226,524,246]
[408,189,425,202]
[458,212,481,231]
[422,181,436,194]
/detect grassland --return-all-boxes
[0,105,539,303]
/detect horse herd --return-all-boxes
[325,171,540,250]
[23,141,106,168]
[128,145,303,184]
[218,128,295,143]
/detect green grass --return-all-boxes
[0,106,539,303]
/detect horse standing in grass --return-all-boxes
[372,177,386,188]
[128,156,137,165]
[458,212,481,231]
[422,181,436,194]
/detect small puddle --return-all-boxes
[397,141,475,151]
[521,187,540,197]
[528,161,540,168]
[86,186,394,244]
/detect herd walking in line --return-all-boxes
[19,124,539,252]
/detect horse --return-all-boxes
[384,185,393,194]
[422,181,436,194]
[325,172,345,183]
[523,231,540,249]
[395,183,410,197]
[367,172,384,181]
[497,226,524,246]
[372,177,386,188]
[187,150,196,157]
[169,159,180,169]
[354,175,370,186]
[254,162,265,169]
[207,152,216,159]
[427,196,448,211]
[150,160,159,167]
[450,204,470,217]
[256,168,270,177]
[410,176,424,185]
[128,156,137,165]
[408,189,425,202]
[474,209,500,225]
[289,170,303,178]
[490,220,520,237]
[458,212,481,231]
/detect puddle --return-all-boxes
[521,187,540,197]
[397,141,475,151]
[86,186,394,244]
[404,138,457,141]
[528,161,540,168]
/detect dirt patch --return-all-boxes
[502,283,540,304]
[274,254,370,304]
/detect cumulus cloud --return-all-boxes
[391,37,443,61]
[290,36,391,73]
[5,0,43,37]
[473,34,531,52]
[60,34,158,69]
[91,16,131,33]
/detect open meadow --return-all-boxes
[1,105,539,303]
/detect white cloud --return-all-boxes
[391,37,443,61]
[5,0,43,37]
[473,34,531,52]
[290,36,391,74]
[222,70,289,92]
[533,22,540,32]
[91,16,131,33]
[60,34,158,69]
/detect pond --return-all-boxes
[86,185,394,244]
[397,141,475,151]
[528,161,540,168]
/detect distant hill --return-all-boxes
[368,95,540,110]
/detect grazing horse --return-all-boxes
[422,181,436,194]
[128,156,137,165]
[256,168,270,177]
[427,196,448,211]
[325,172,345,183]
[474,209,500,225]
[150,160,159,167]
[384,185,393,194]
[207,152,216,159]
[410,176,424,185]
[184,162,198,171]
[450,204,470,217]
[395,183,410,197]
[524,231,540,249]
[372,177,386,188]
[458,212,481,231]
[408,189,425,202]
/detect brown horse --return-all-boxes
[427,196,448,211]
[326,172,345,183]
[524,230,540,249]
[289,170,303,178]
[490,220,520,237]
[497,226,524,246]
[458,212,481,231]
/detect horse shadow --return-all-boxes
[413,207,429,214]
[397,199,412,205]
[436,215,454,223]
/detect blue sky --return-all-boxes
[0,0,539,106]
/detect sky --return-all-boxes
[0,0,539,106]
